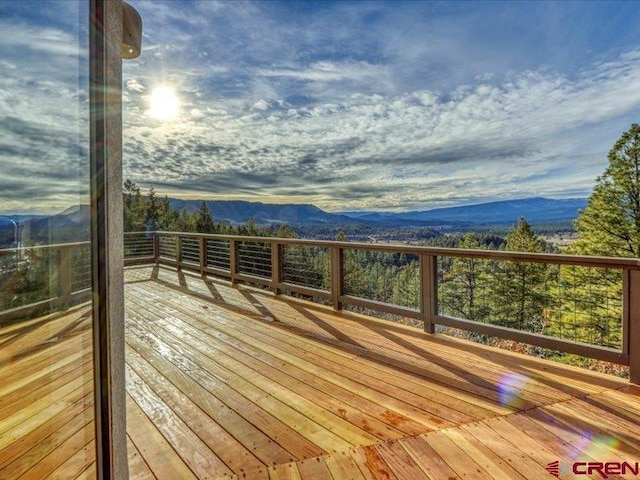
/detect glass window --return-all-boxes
[0,1,95,478]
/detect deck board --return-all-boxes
[134,282,499,428]
[0,264,639,479]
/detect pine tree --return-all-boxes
[439,233,492,322]
[146,186,160,230]
[276,224,297,238]
[392,262,419,309]
[553,125,640,347]
[494,218,550,332]
[573,123,640,257]
[123,180,146,232]
[175,209,195,232]
[195,201,215,233]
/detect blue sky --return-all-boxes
[1,1,640,213]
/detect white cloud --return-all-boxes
[126,78,146,93]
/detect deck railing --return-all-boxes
[124,231,640,383]
[0,241,92,323]
[1,233,637,382]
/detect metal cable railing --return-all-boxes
[158,235,177,261]
[206,239,230,271]
[237,241,272,279]
[123,232,154,261]
[437,257,623,350]
[181,237,200,266]
[70,244,92,292]
[282,244,329,291]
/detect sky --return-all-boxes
[1,1,640,214]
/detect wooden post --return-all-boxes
[153,233,159,263]
[58,245,72,310]
[90,1,128,476]
[199,237,206,275]
[420,253,437,334]
[331,246,343,310]
[229,239,238,285]
[271,242,281,294]
[176,235,182,270]
[627,269,640,384]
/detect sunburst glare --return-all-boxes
[147,86,180,120]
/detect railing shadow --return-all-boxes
[237,289,367,351]
[134,266,633,415]
[0,306,91,368]
[355,318,515,395]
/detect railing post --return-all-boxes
[271,241,281,294]
[627,269,640,384]
[57,245,72,310]
[331,246,343,310]
[229,239,238,285]
[176,235,182,270]
[420,254,437,334]
[199,237,206,275]
[153,232,159,264]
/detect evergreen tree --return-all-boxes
[494,218,550,332]
[175,209,195,232]
[439,233,491,322]
[392,262,419,309]
[276,224,297,238]
[146,186,160,230]
[123,180,146,231]
[553,125,640,348]
[156,195,177,231]
[573,123,640,257]
[195,201,215,233]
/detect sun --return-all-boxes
[147,86,180,120]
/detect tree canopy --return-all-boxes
[573,123,640,257]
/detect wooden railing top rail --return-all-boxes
[0,241,90,255]
[5,234,638,271]
[150,231,640,269]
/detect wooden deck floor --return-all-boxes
[0,302,95,479]
[2,264,640,479]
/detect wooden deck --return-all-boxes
[1,264,640,479]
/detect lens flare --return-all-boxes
[498,372,531,409]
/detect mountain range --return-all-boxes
[0,196,586,248]
[170,196,587,227]
[339,197,587,226]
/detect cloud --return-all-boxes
[126,78,146,93]
[0,10,88,215]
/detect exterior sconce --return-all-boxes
[122,2,142,59]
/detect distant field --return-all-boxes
[540,232,579,247]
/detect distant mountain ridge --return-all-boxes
[168,199,359,226]
[170,196,586,227]
[340,197,587,225]
[0,197,587,248]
